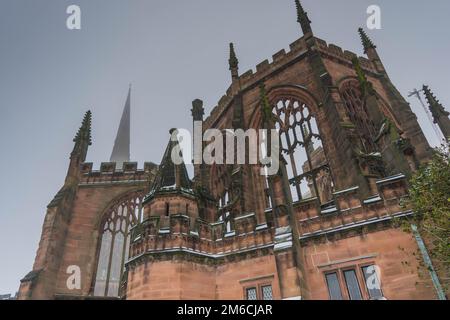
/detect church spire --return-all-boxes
[295,0,312,35]
[229,42,239,80]
[110,86,131,168]
[358,27,376,54]
[423,85,450,141]
[357,27,386,74]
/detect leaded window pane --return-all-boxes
[246,287,257,300]
[262,285,273,300]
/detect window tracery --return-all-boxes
[272,97,334,204]
[93,192,144,297]
[340,81,378,153]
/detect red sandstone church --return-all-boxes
[18,1,449,300]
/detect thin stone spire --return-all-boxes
[65,110,92,186]
[295,0,312,35]
[358,27,376,54]
[110,86,131,168]
[423,85,450,141]
[71,110,92,160]
[229,42,239,80]
[423,85,447,118]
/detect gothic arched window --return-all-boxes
[272,98,333,204]
[93,192,144,297]
[340,82,378,153]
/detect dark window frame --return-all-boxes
[324,271,344,300]
[245,287,258,300]
[261,284,274,300]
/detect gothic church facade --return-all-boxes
[19,1,449,300]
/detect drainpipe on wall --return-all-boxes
[411,224,446,300]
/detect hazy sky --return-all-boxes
[0,0,449,295]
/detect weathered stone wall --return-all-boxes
[18,163,155,299]
[127,255,282,300]
[302,227,436,300]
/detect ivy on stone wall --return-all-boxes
[402,143,450,291]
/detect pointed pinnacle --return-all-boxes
[358,28,376,53]
[229,42,239,71]
[191,99,204,121]
[74,110,92,146]
[295,0,312,34]
[423,85,448,116]
[422,85,436,103]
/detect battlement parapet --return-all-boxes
[295,173,411,243]
[204,36,376,128]
[204,91,234,129]
[203,38,309,128]
[78,162,158,185]
[237,37,309,91]
[314,37,376,73]
[128,213,274,262]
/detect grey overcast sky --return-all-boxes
[0,0,449,294]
